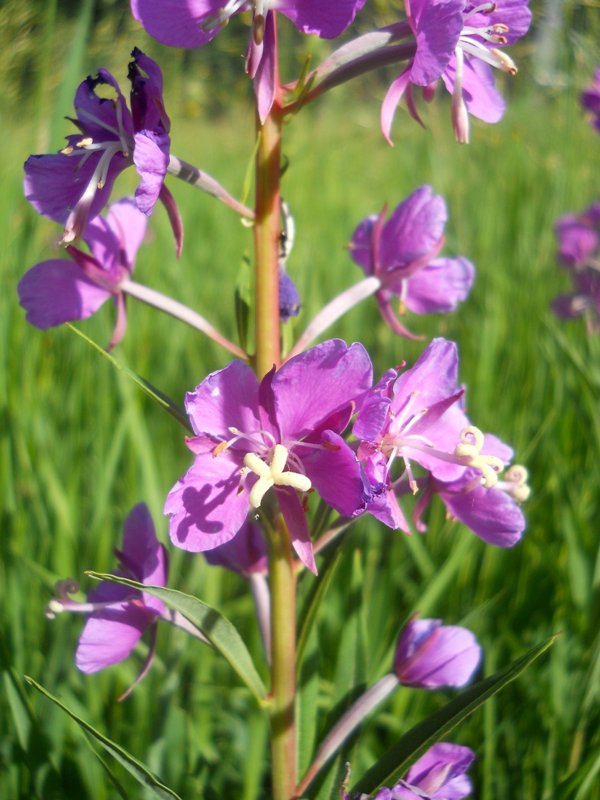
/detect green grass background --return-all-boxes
[2,2,600,798]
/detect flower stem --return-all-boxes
[254,50,283,377]
[267,513,297,800]
[120,278,247,359]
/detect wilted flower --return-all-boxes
[18,198,147,348]
[165,339,373,573]
[349,186,474,338]
[394,616,481,688]
[353,337,529,545]
[24,49,181,250]
[47,504,168,675]
[131,0,366,120]
[381,0,532,143]
[370,742,475,800]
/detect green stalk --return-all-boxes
[267,514,298,800]
[253,30,282,378]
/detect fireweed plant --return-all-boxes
[18,2,539,798]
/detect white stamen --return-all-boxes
[244,444,312,508]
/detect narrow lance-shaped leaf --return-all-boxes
[87,573,268,704]
[66,324,192,432]
[352,636,557,795]
[24,676,182,800]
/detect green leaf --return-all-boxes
[352,636,557,795]
[297,546,343,665]
[65,324,192,432]
[24,676,181,800]
[87,573,268,704]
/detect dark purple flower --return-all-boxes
[353,338,529,545]
[24,49,181,250]
[18,198,147,348]
[381,0,532,143]
[47,504,168,675]
[165,339,373,573]
[394,616,481,688]
[204,519,268,574]
[349,186,474,338]
[581,69,600,133]
[372,742,475,799]
[130,1,366,120]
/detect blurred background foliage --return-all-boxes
[2,1,600,799]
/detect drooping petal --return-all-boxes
[301,430,371,518]
[130,0,229,47]
[277,0,367,38]
[409,0,464,85]
[18,260,111,329]
[439,476,526,547]
[133,130,171,215]
[184,361,261,440]
[381,68,412,145]
[86,198,148,276]
[379,186,446,271]
[270,339,372,440]
[75,601,151,673]
[277,487,316,573]
[404,257,475,314]
[443,57,505,123]
[165,451,251,552]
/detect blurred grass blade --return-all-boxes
[352,636,557,795]
[24,676,181,800]
[87,573,268,703]
[66,324,192,432]
[297,546,343,664]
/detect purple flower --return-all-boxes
[373,742,475,799]
[552,202,600,333]
[47,504,168,675]
[130,1,366,120]
[24,49,181,250]
[581,69,600,133]
[349,186,474,338]
[381,0,532,143]
[164,339,373,573]
[353,338,529,545]
[394,616,481,689]
[18,198,147,349]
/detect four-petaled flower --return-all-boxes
[18,198,147,349]
[353,337,529,545]
[24,48,181,251]
[130,0,366,120]
[47,504,168,676]
[382,0,532,144]
[349,185,475,338]
[165,339,373,573]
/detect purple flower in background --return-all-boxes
[394,616,481,688]
[131,1,366,120]
[165,339,373,573]
[47,504,168,676]
[552,202,600,333]
[18,198,147,349]
[372,742,475,799]
[353,338,529,544]
[24,49,181,251]
[382,0,532,143]
[349,186,474,338]
[581,69,600,132]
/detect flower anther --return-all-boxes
[454,426,504,487]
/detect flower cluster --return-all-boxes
[552,202,600,333]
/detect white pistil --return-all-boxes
[500,464,531,501]
[454,426,504,487]
[244,444,312,508]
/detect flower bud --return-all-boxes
[394,617,481,689]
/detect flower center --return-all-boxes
[458,3,517,74]
[244,444,312,508]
